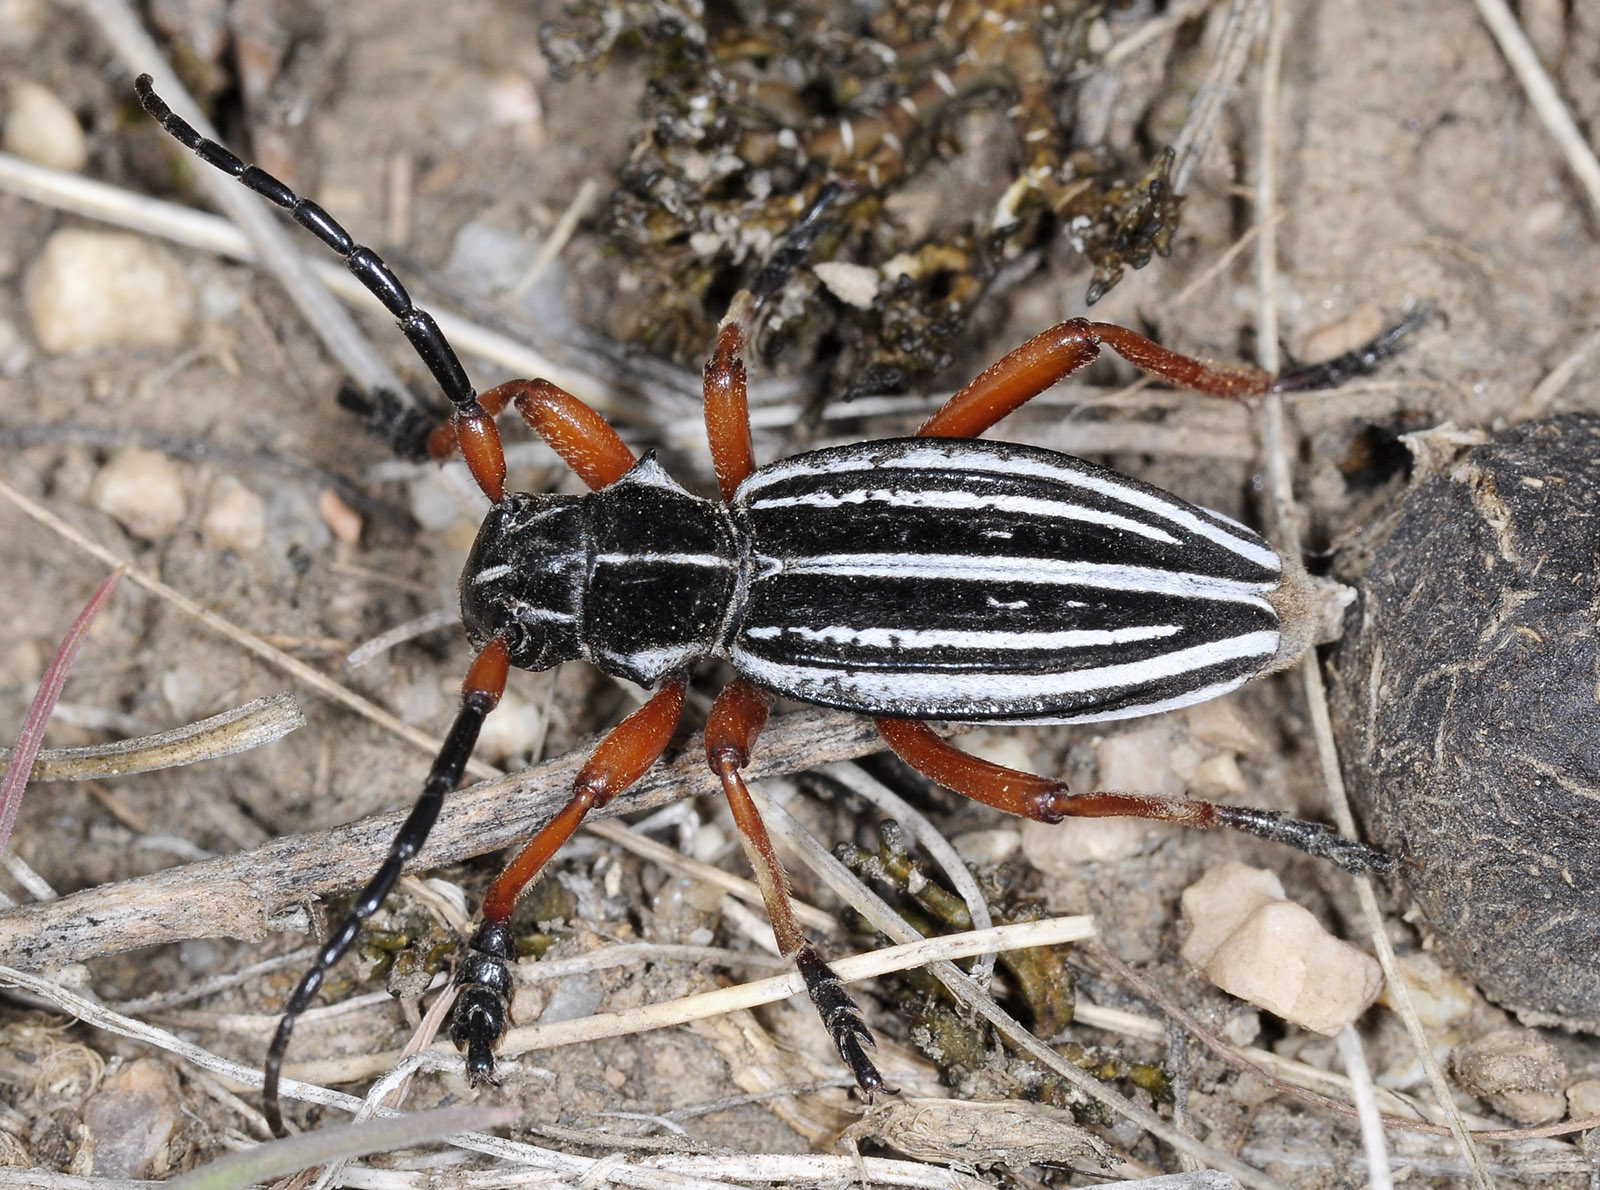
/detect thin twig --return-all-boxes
[0,693,304,784]
[0,705,881,969]
[1470,0,1600,220]
[281,917,1097,1088]
[815,764,997,989]
[1338,1023,1394,1190]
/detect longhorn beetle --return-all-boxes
[135,75,1417,1136]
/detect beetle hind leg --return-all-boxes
[707,680,886,1095]
[876,718,1393,877]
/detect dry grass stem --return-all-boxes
[0,693,305,784]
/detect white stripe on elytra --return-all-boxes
[745,443,1279,571]
[592,552,734,568]
[741,623,1182,651]
[977,673,1260,725]
[749,487,1179,545]
[730,630,1278,706]
[762,553,1276,608]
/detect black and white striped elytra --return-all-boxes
[460,437,1285,722]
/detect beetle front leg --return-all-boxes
[707,680,884,1095]
[875,718,1394,877]
[428,378,638,492]
[451,678,687,1082]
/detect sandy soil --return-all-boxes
[1,0,1598,1184]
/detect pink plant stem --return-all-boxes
[0,566,125,853]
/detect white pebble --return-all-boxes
[92,446,187,540]
[475,683,546,765]
[1184,696,1270,756]
[1021,814,1159,871]
[1567,1078,1600,1120]
[3,80,86,171]
[1377,952,1476,1028]
[26,230,195,354]
[814,260,880,309]
[1200,900,1384,1035]
[201,476,266,552]
[0,0,48,48]
[0,314,32,378]
[950,827,1020,866]
[317,487,363,544]
[1179,861,1287,969]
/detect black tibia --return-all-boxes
[451,920,517,1084]
[747,181,849,310]
[134,75,479,417]
[1213,805,1397,877]
[796,944,884,1095]
[1272,307,1438,393]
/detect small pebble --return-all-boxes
[474,682,546,765]
[814,260,880,309]
[0,314,33,377]
[1183,864,1384,1035]
[951,827,1021,866]
[26,230,195,354]
[0,0,49,48]
[201,475,266,552]
[91,446,187,540]
[1022,724,1184,871]
[317,487,363,544]
[1450,1028,1569,1124]
[1184,696,1270,756]
[81,1059,180,1179]
[1179,861,1286,969]
[3,80,87,170]
[1377,952,1476,1029]
[1296,304,1384,364]
[1567,1078,1600,1120]
[1205,902,1383,1035]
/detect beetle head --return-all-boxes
[460,492,586,671]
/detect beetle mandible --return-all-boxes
[135,75,1416,1136]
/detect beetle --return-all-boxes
[135,75,1413,1136]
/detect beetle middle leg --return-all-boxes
[917,315,1429,439]
[451,677,689,1081]
[875,718,1393,876]
[706,679,883,1094]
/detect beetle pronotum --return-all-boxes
[135,74,1416,1135]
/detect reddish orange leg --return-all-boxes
[703,183,849,499]
[917,320,1273,440]
[707,680,884,1094]
[429,378,638,493]
[875,718,1394,876]
[919,312,1435,439]
[450,677,688,1080]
